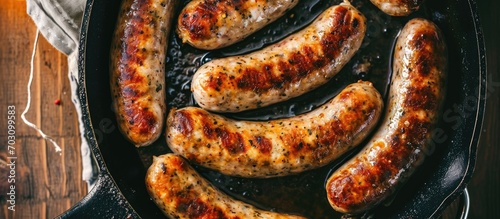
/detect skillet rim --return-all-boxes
[60,0,487,217]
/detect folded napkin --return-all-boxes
[27,0,97,187]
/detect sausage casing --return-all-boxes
[191,1,366,112]
[110,0,177,146]
[370,0,423,16]
[326,18,448,214]
[146,154,306,219]
[177,0,299,50]
[167,81,383,178]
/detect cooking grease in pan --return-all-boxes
[139,0,435,218]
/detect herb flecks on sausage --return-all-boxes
[167,81,383,178]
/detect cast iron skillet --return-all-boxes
[60,0,486,218]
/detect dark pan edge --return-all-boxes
[430,0,487,217]
[58,0,141,217]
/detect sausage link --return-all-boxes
[191,1,366,112]
[177,0,299,50]
[146,154,306,219]
[167,81,383,178]
[326,18,447,214]
[110,0,177,146]
[370,0,423,16]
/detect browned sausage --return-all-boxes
[146,154,306,218]
[110,0,177,146]
[326,18,448,214]
[370,0,424,16]
[177,0,299,50]
[167,81,383,178]
[191,1,366,112]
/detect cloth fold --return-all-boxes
[27,0,97,187]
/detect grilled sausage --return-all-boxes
[191,1,366,112]
[110,0,177,146]
[326,18,447,214]
[177,0,299,50]
[370,0,423,16]
[146,154,306,219]
[167,81,383,178]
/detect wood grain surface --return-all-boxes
[0,0,498,218]
[0,1,87,218]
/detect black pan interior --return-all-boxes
[78,0,486,218]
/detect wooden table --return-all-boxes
[0,1,88,218]
[0,0,498,218]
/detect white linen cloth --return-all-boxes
[26,0,97,188]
